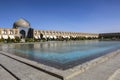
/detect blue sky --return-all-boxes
[0,0,120,33]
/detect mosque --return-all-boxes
[0,18,119,40]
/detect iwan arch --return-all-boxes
[1,18,119,40]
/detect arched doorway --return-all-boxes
[20,30,26,38]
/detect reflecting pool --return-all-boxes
[0,41,120,69]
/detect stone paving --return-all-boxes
[69,52,120,80]
[108,69,120,80]
[0,66,16,80]
[0,52,120,80]
[0,54,60,80]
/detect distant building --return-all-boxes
[1,18,109,40]
[99,33,120,40]
[0,28,19,39]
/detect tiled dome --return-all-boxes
[13,18,30,28]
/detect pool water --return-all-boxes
[0,41,120,69]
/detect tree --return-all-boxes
[40,33,43,39]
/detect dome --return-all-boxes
[13,18,30,28]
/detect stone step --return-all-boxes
[108,69,120,80]
[0,66,17,80]
[0,54,60,80]
[69,53,120,80]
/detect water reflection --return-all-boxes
[0,41,120,65]
[0,40,120,54]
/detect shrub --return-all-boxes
[0,39,1,42]
[0,37,5,42]
[14,37,21,43]
[7,37,11,43]
[25,38,34,42]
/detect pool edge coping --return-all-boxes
[0,49,120,80]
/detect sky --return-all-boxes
[0,0,120,33]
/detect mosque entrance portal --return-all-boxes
[20,30,26,38]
